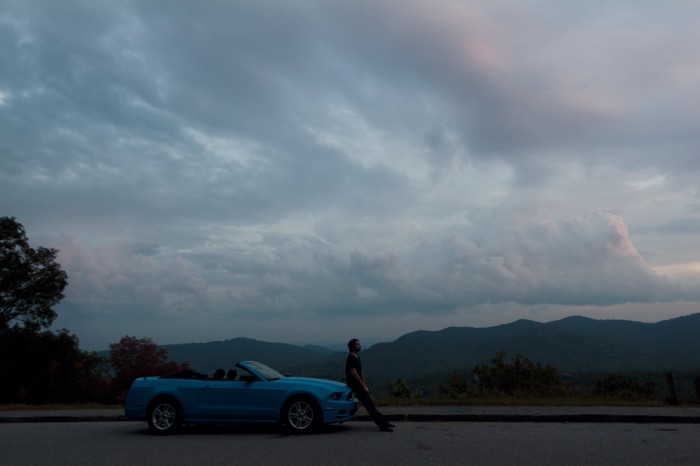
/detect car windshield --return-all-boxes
[243,361,285,381]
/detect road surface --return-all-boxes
[1,420,698,465]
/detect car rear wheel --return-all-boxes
[147,397,183,435]
[283,397,318,434]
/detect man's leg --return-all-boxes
[355,389,392,430]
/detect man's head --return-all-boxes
[347,338,361,353]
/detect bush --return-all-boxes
[389,378,421,400]
[594,374,657,401]
[439,371,478,399]
[473,352,567,398]
[0,327,109,404]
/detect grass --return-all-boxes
[377,396,689,408]
[0,403,122,411]
[2,397,697,410]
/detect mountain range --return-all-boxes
[160,313,700,383]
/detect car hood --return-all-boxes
[276,376,349,391]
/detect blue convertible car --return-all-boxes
[125,360,357,434]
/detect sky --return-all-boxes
[2,0,700,351]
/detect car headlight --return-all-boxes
[329,392,344,400]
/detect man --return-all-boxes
[345,338,394,432]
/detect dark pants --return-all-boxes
[354,388,390,428]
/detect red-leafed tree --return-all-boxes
[109,336,188,402]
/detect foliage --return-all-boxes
[388,378,421,400]
[0,326,110,404]
[434,352,568,400]
[0,217,109,404]
[109,336,189,402]
[594,374,657,401]
[439,371,479,399]
[472,352,566,397]
[0,217,68,332]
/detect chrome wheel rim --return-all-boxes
[152,403,177,431]
[288,400,314,430]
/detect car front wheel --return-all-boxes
[147,398,183,435]
[283,397,318,434]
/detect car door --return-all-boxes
[194,378,265,420]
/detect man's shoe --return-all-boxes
[379,426,393,432]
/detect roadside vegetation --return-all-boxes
[382,352,700,406]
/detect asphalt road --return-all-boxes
[2,420,699,465]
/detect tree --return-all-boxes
[0,327,110,404]
[109,336,188,402]
[0,217,105,404]
[594,374,657,401]
[0,217,68,331]
[439,371,476,399]
[473,351,565,397]
[389,378,418,400]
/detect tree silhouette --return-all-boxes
[473,351,564,397]
[0,217,67,331]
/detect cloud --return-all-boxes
[52,211,685,324]
[2,0,700,348]
[54,235,208,314]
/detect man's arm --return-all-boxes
[350,367,369,393]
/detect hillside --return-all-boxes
[161,338,337,376]
[359,313,700,380]
[157,313,700,381]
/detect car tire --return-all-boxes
[146,397,183,435]
[282,397,319,434]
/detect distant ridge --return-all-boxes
[161,337,337,376]
[158,313,700,380]
[360,313,700,379]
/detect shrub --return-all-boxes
[594,374,657,401]
[439,371,478,399]
[389,378,421,400]
[473,351,566,397]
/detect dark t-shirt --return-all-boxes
[345,354,363,390]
